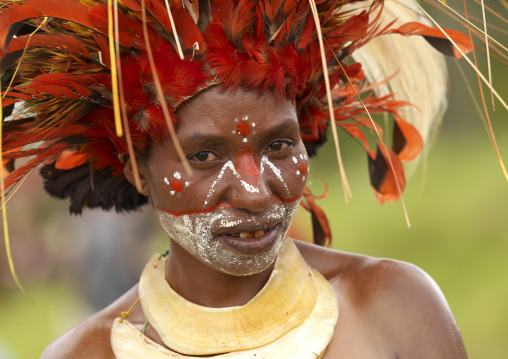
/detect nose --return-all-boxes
[226,175,272,213]
[225,154,272,213]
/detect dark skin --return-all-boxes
[42,87,467,358]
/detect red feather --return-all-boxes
[1,34,90,57]
[368,145,406,204]
[23,0,95,29]
[55,149,88,170]
[388,22,473,59]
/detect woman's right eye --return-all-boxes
[191,151,219,162]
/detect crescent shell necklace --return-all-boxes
[111,238,339,358]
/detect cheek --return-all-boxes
[286,152,309,191]
[149,166,206,212]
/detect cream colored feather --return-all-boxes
[351,0,449,172]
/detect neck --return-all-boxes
[165,239,274,308]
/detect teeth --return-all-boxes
[234,230,266,238]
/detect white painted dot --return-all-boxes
[174,171,181,179]
[185,181,190,187]
[242,138,248,143]
[299,154,304,159]
[302,176,306,181]
[296,170,300,176]
[251,123,256,127]
[170,190,175,195]
[231,130,236,134]
[292,156,297,164]
[164,177,170,185]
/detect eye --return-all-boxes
[191,151,219,162]
[266,140,291,153]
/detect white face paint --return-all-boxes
[157,200,299,276]
[204,156,290,206]
[158,149,299,276]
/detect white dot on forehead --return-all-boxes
[170,190,175,195]
[231,130,236,134]
[296,170,300,176]
[164,177,170,185]
[299,154,304,159]
[251,123,256,127]
[185,181,191,187]
[242,138,248,143]
[292,156,297,164]
[302,176,306,181]
[174,171,181,179]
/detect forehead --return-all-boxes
[175,86,298,134]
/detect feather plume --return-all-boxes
[0,0,473,218]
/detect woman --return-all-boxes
[0,0,470,357]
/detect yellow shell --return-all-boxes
[137,238,317,355]
[111,268,338,358]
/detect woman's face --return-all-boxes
[135,87,309,276]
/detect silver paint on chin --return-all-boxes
[157,200,299,276]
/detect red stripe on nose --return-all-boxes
[235,151,260,185]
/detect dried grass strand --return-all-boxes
[114,0,142,191]
[141,0,192,175]
[308,0,352,202]
[2,17,48,98]
[479,0,495,110]
[108,0,123,137]
[0,87,33,303]
[460,0,508,182]
[331,45,411,227]
[164,0,185,60]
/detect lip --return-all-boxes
[218,224,281,256]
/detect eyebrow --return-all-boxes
[182,134,228,148]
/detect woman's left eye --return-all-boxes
[266,141,290,152]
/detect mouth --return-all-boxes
[218,225,281,255]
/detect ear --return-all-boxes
[124,157,151,196]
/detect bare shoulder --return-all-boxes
[41,284,140,359]
[295,240,467,358]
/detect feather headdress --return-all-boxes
[0,0,471,220]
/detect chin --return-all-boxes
[201,233,286,276]
[157,201,298,276]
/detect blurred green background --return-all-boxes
[1,1,507,358]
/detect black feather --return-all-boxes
[41,163,148,214]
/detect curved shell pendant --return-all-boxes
[137,238,318,355]
[111,268,338,358]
